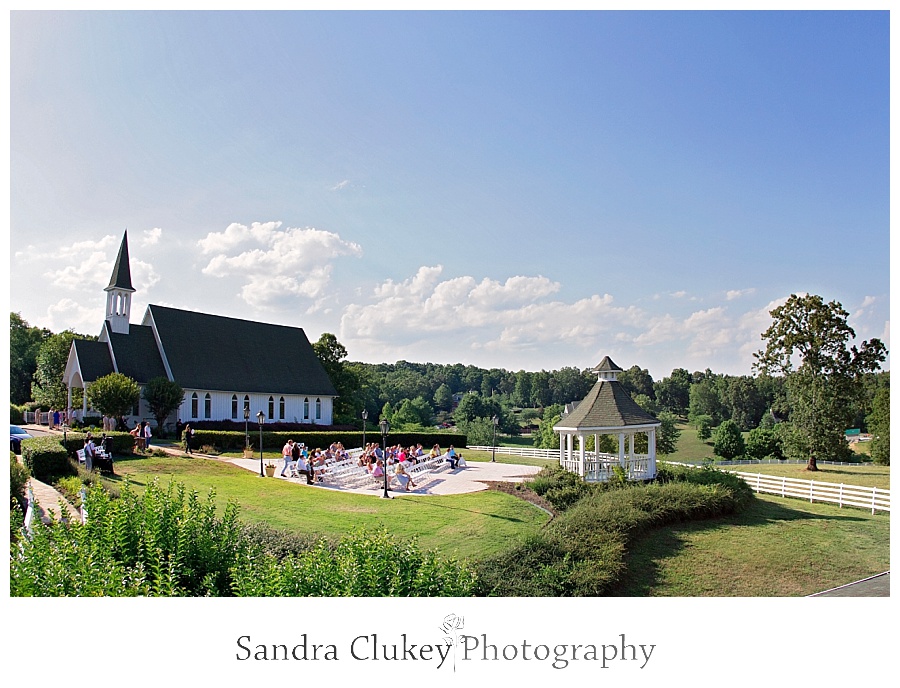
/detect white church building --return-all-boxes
[63,232,337,429]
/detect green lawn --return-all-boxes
[110,454,549,561]
[714,462,890,490]
[613,492,890,596]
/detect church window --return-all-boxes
[204,393,211,419]
[304,398,309,419]
[191,393,198,419]
[232,395,238,419]
[243,395,250,417]
[315,397,321,420]
[268,396,274,420]
[279,396,285,420]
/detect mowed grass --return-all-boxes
[109,454,549,561]
[717,462,890,490]
[613,493,890,596]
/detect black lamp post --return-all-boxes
[257,410,265,477]
[491,415,499,462]
[244,404,250,451]
[380,418,391,499]
[362,409,368,450]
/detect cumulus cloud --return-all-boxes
[45,298,101,335]
[726,287,756,301]
[140,227,162,246]
[340,265,639,355]
[198,221,363,309]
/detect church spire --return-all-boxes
[104,231,135,334]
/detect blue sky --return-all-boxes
[9,10,890,379]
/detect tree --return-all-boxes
[533,404,564,449]
[745,427,783,460]
[618,365,655,400]
[655,411,681,455]
[688,373,725,426]
[86,373,140,421]
[755,294,887,471]
[654,368,692,415]
[10,313,49,405]
[433,383,453,412]
[694,414,713,442]
[142,377,185,438]
[867,385,890,465]
[312,333,361,424]
[32,330,92,409]
[713,419,745,460]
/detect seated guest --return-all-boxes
[395,463,416,492]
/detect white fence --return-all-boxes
[730,471,890,514]
[470,446,655,481]
[468,446,558,460]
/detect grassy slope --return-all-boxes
[614,493,889,596]
[110,455,549,561]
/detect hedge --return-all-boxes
[10,404,26,425]
[190,430,467,452]
[21,437,73,483]
[61,431,135,456]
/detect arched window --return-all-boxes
[243,395,250,417]
[268,396,274,420]
[315,397,322,420]
[204,393,212,419]
[279,396,285,420]
[231,395,238,419]
[304,397,310,419]
[191,392,198,419]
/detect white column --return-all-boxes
[578,433,585,477]
[649,428,657,478]
[559,432,565,466]
[82,383,89,415]
[618,432,625,466]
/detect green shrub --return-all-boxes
[231,528,477,597]
[10,478,248,597]
[241,522,323,560]
[54,475,86,507]
[10,404,26,424]
[528,464,598,511]
[475,468,754,596]
[21,436,73,482]
[10,451,30,510]
[61,431,134,456]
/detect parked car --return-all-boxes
[10,425,32,453]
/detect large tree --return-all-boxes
[31,330,93,409]
[10,313,49,405]
[312,332,361,425]
[142,377,185,438]
[867,384,890,465]
[86,373,140,422]
[754,294,887,471]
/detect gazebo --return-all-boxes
[553,356,660,482]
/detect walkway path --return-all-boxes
[225,456,542,495]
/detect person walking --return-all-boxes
[183,424,194,454]
[143,421,153,452]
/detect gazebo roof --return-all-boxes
[554,360,659,431]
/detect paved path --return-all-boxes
[226,456,542,495]
[809,572,890,597]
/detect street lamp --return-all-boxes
[244,404,250,452]
[380,418,391,499]
[257,410,265,477]
[362,409,368,450]
[491,415,499,462]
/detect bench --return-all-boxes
[76,448,114,473]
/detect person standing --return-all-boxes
[280,439,294,477]
[143,421,153,452]
[183,424,194,454]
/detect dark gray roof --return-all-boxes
[106,232,135,292]
[146,305,337,395]
[72,340,114,381]
[591,356,622,373]
[106,323,168,383]
[554,378,659,430]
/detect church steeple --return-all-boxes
[104,231,136,334]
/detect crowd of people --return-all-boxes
[279,440,353,484]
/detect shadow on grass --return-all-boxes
[608,495,877,596]
[400,496,536,524]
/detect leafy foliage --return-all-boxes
[867,385,889,465]
[10,312,49,405]
[142,377,185,437]
[713,419,745,460]
[755,294,887,469]
[32,330,93,409]
[86,373,140,420]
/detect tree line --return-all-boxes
[10,293,890,467]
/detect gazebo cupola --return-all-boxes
[104,231,135,335]
[553,356,661,482]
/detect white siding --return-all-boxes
[178,391,334,425]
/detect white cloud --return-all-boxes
[670,290,687,298]
[140,227,162,246]
[198,222,363,308]
[330,180,351,191]
[45,298,100,335]
[726,288,756,301]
